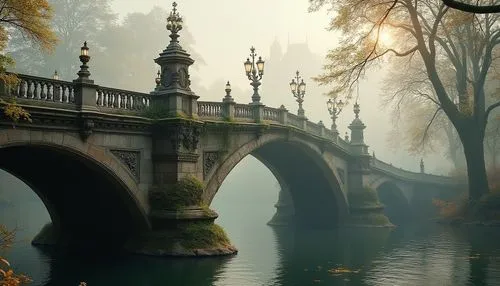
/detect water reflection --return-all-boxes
[37,247,231,286]
[268,225,500,286]
[271,227,392,286]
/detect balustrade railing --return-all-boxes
[234,104,253,120]
[263,107,280,122]
[96,87,150,111]
[0,75,455,182]
[306,121,322,137]
[371,158,454,183]
[8,74,75,105]
[198,101,223,119]
[287,113,303,129]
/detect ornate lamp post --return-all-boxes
[77,41,91,80]
[244,46,265,104]
[289,70,306,117]
[327,97,344,136]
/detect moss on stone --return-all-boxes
[180,222,230,249]
[348,186,383,208]
[141,105,171,119]
[347,187,393,227]
[149,176,204,210]
[349,213,392,226]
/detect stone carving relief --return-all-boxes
[110,150,140,180]
[169,124,201,152]
[203,151,219,178]
[80,118,94,141]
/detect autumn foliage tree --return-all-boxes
[309,0,500,202]
[0,0,56,285]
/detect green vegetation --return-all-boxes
[434,168,500,224]
[180,222,230,249]
[149,175,204,210]
[348,213,392,226]
[347,187,392,226]
[140,105,172,119]
[348,187,383,208]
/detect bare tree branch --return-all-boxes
[442,0,500,14]
[421,107,443,146]
[485,100,500,124]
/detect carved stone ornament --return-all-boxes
[169,124,201,152]
[110,150,140,180]
[80,118,94,141]
[203,151,219,178]
[178,68,189,88]
[336,167,346,184]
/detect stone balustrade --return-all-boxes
[234,104,253,120]
[198,101,223,119]
[371,158,454,184]
[262,107,280,123]
[306,121,322,137]
[8,74,75,105]
[96,87,150,112]
[0,73,451,184]
[286,113,303,129]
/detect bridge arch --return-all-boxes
[204,133,349,227]
[373,180,412,225]
[0,129,150,249]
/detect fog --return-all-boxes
[109,0,451,173]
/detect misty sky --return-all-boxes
[110,0,451,174]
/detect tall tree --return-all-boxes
[0,1,57,284]
[309,0,500,201]
[7,0,116,80]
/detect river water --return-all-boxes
[2,158,500,286]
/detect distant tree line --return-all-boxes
[7,0,205,93]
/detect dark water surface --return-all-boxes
[2,158,500,286]
[3,202,500,286]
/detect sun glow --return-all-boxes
[371,28,394,48]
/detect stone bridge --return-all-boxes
[0,3,464,256]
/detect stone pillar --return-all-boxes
[73,80,97,112]
[318,120,326,138]
[299,116,308,130]
[279,105,288,125]
[348,102,368,155]
[126,3,236,257]
[72,48,98,141]
[346,102,393,227]
[149,4,198,118]
[268,185,295,226]
[222,81,235,120]
[253,103,264,123]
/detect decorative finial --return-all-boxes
[223,81,233,102]
[372,151,376,158]
[345,132,349,142]
[353,101,360,118]
[53,70,59,80]
[420,158,425,173]
[155,70,161,87]
[166,1,183,44]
